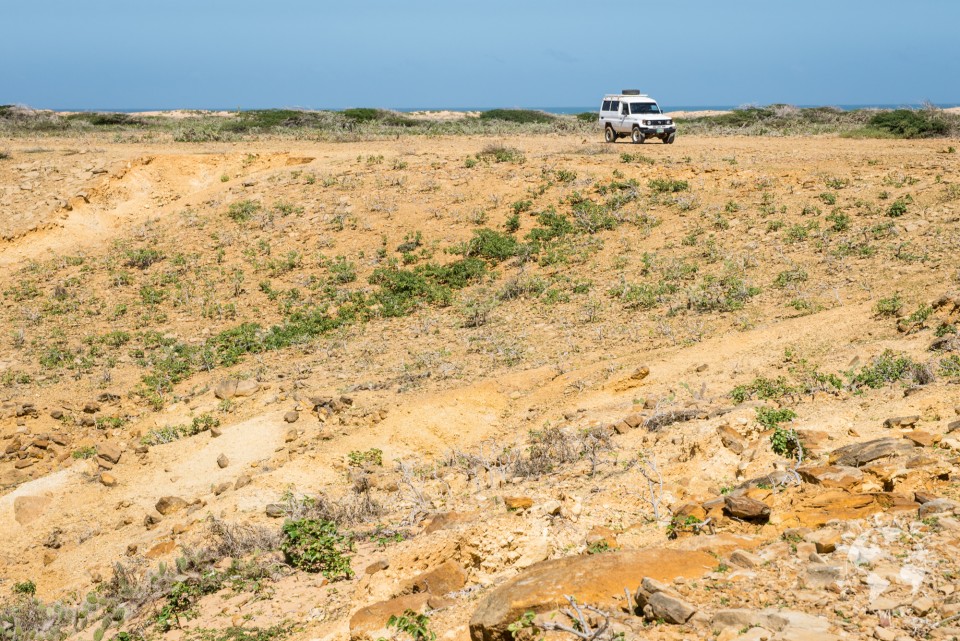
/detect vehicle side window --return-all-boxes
[602,100,611,111]
[610,100,619,113]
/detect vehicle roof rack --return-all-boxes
[622,89,642,95]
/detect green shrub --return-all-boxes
[773,268,808,288]
[280,519,353,580]
[648,178,688,193]
[939,354,960,380]
[731,376,798,403]
[457,228,521,263]
[818,192,837,205]
[874,293,903,317]
[124,248,164,269]
[227,200,261,222]
[479,109,553,124]
[575,112,597,123]
[476,144,525,163]
[687,274,760,312]
[867,109,950,139]
[526,210,573,246]
[348,448,383,467]
[887,198,909,217]
[13,580,36,595]
[847,350,925,391]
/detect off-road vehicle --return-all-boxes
[599,90,676,144]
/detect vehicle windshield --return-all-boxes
[629,102,661,114]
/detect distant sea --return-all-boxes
[52,103,960,114]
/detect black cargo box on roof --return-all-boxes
[622,89,642,95]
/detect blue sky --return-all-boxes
[2,0,958,110]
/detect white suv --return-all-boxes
[599,91,676,144]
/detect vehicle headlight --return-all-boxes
[667,120,673,125]
[642,120,650,125]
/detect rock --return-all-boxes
[210,425,223,438]
[874,627,897,641]
[213,482,231,495]
[285,428,298,443]
[829,438,917,467]
[468,548,714,641]
[948,419,960,434]
[718,425,746,454]
[806,564,842,587]
[798,465,863,490]
[730,549,762,568]
[805,528,841,553]
[713,609,769,631]
[234,379,259,397]
[145,540,177,559]
[919,498,960,517]
[97,442,122,464]
[884,415,920,428]
[214,380,238,400]
[399,560,467,596]
[586,526,618,550]
[234,474,252,490]
[903,430,938,447]
[723,496,771,521]
[351,594,432,641]
[623,413,644,429]
[155,496,188,515]
[645,591,697,624]
[284,410,299,423]
[776,490,883,528]
[83,401,101,413]
[365,559,389,575]
[503,496,534,510]
[265,503,286,518]
[913,596,935,616]
[14,495,51,525]
[216,453,229,469]
[540,500,562,516]
[99,472,117,487]
[50,409,63,420]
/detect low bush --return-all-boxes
[280,519,353,580]
[479,109,554,124]
[867,109,950,139]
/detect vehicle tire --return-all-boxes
[665,132,676,144]
[604,126,616,143]
[631,127,645,144]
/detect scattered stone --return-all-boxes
[210,425,223,438]
[214,380,238,400]
[798,465,864,489]
[213,482,231,495]
[805,528,841,553]
[919,498,960,517]
[234,474,252,490]
[265,503,286,518]
[884,415,920,429]
[99,472,117,487]
[155,496,188,516]
[400,560,467,596]
[97,442,122,465]
[723,496,771,522]
[50,409,63,420]
[503,496,534,510]
[829,438,917,467]
[540,500,562,516]
[903,430,938,447]
[365,559,389,575]
[806,564,842,587]
[913,596,935,616]
[217,453,229,469]
[468,549,714,641]
[730,549,762,568]
[351,594,433,641]
[285,428,298,443]
[284,410,299,423]
[586,526,618,549]
[83,401,101,413]
[718,425,746,454]
[948,419,960,434]
[234,379,259,397]
[636,576,697,624]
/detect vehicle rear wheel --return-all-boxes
[631,127,645,144]
[665,132,676,144]
[604,126,616,143]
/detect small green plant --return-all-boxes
[847,350,925,391]
[818,192,837,205]
[874,292,903,317]
[586,540,612,555]
[13,580,36,595]
[347,448,383,467]
[72,446,97,459]
[280,519,353,580]
[756,406,797,431]
[887,198,909,217]
[648,178,688,193]
[380,609,436,641]
[826,210,850,231]
[227,200,261,222]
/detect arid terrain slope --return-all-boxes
[1,130,960,641]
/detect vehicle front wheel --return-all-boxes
[631,127,645,144]
[665,132,676,144]
[604,126,616,143]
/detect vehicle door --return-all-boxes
[609,100,622,132]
